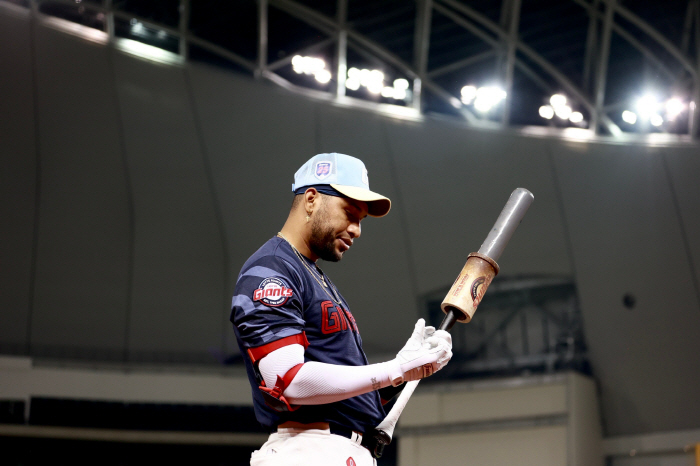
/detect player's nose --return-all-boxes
[348,221,361,239]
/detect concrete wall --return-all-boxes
[397,373,602,466]
[1,4,700,437]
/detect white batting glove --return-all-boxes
[387,319,453,386]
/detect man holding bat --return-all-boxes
[231,153,453,465]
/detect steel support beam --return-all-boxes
[104,0,114,41]
[615,1,697,78]
[187,35,256,71]
[680,0,696,57]
[497,0,512,84]
[336,0,347,98]
[266,38,335,71]
[256,0,268,79]
[591,0,615,135]
[269,0,481,121]
[696,0,700,66]
[434,2,499,48]
[436,0,622,135]
[178,0,189,59]
[573,0,675,83]
[502,0,521,125]
[413,0,433,112]
[582,0,599,93]
[692,0,700,138]
[427,50,496,78]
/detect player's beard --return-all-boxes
[309,199,343,262]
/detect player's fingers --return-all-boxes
[437,348,453,368]
[433,329,452,346]
[425,333,452,351]
[424,326,436,338]
[412,318,425,339]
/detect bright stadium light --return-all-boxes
[550,94,567,108]
[315,69,331,84]
[650,114,663,127]
[393,88,407,100]
[370,70,384,83]
[359,69,372,86]
[367,81,383,94]
[394,79,409,90]
[539,105,554,119]
[636,94,659,118]
[665,98,684,121]
[345,78,361,91]
[381,86,395,98]
[622,110,638,124]
[555,104,572,120]
[293,55,329,84]
[346,67,393,96]
[132,21,145,35]
[569,111,584,123]
[473,86,506,112]
[461,85,477,104]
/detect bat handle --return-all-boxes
[438,308,460,331]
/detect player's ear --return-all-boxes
[303,188,319,213]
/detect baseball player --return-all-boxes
[231,153,453,465]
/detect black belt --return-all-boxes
[329,423,361,440]
[330,424,386,459]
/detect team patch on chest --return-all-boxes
[321,300,358,334]
[253,277,294,306]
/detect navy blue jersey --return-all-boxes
[230,236,386,433]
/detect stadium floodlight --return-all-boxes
[636,94,659,118]
[550,94,567,108]
[665,98,684,121]
[346,67,406,99]
[367,81,383,94]
[394,79,409,91]
[359,69,372,86]
[461,85,477,104]
[554,104,572,120]
[539,105,554,119]
[569,111,584,123]
[650,114,663,127]
[315,69,331,84]
[370,70,384,83]
[292,55,332,84]
[292,55,305,73]
[473,86,506,113]
[132,22,145,34]
[381,86,395,98]
[622,110,638,124]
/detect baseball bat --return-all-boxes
[370,188,534,457]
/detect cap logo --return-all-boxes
[314,161,332,181]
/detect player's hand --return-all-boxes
[388,319,452,386]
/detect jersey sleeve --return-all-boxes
[231,253,306,349]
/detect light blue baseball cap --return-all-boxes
[292,153,391,217]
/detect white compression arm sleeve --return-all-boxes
[258,344,397,405]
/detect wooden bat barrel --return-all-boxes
[439,188,533,330]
